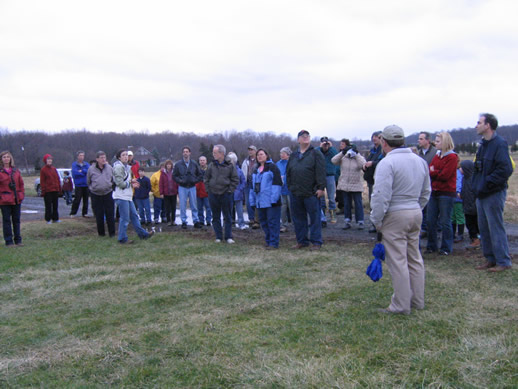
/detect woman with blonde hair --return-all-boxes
[425,132,459,255]
[0,151,25,246]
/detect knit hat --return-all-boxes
[43,154,52,163]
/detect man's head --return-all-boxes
[76,151,85,163]
[198,155,208,168]
[248,145,257,158]
[381,125,405,152]
[96,151,107,167]
[340,138,350,150]
[371,131,381,147]
[476,113,498,136]
[280,147,291,160]
[182,146,191,160]
[297,130,311,148]
[418,132,431,149]
[127,150,133,161]
[320,136,330,150]
[213,144,226,162]
[138,167,145,176]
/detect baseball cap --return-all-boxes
[127,150,134,156]
[248,145,257,151]
[381,125,405,141]
[297,130,310,138]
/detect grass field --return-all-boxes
[1,220,516,387]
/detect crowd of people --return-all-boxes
[0,113,514,311]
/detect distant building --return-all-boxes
[129,146,158,167]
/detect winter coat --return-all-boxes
[276,159,290,196]
[130,160,140,179]
[112,160,133,201]
[418,145,437,166]
[233,166,246,201]
[135,176,151,199]
[150,169,162,197]
[0,167,25,205]
[87,163,113,196]
[241,157,257,184]
[472,133,513,199]
[205,159,239,195]
[71,161,90,187]
[460,160,477,215]
[286,146,326,198]
[173,159,202,188]
[363,145,383,185]
[40,165,61,195]
[315,146,338,176]
[196,168,209,198]
[429,151,458,194]
[331,151,366,192]
[62,176,73,192]
[249,160,282,209]
[159,169,178,196]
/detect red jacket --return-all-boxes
[429,152,458,193]
[40,165,61,195]
[0,168,25,205]
[130,161,140,178]
[159,170,178,196]
[196,181,208,198]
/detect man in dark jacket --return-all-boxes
[287,130,326,250]
[205,144,239,243]
[417,132,436,238]
[472,113,513,272]
[363,131,383,233]
[173,146,203,229]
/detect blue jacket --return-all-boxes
[249,160,282,209]
[472,133,513,199]
[315,146,338,176]
[71,161,90,187]
[134,176,151,199]
[276,159,290,195]
[454,169,463,203]
[234,166,246,201]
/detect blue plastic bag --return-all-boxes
[366,242,385,282]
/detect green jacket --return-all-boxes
[205,159,239,195]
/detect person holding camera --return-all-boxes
[332,138,367,230]
[0,151,25,247]
[315,137,338,225]
[249,149,283,249]
[473,113,513,272]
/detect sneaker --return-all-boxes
[239,225,249,230]
[181,223,187,229]
[358,222,364,230]
[280,226,287,233]
[143,230,154,240]
[252,222,260,230]
[342,223,351,230]
[215,239,222,243]
[438,250,449,256]
[291,243,309,249]
[46,221,52,224]
[226,238,235,244]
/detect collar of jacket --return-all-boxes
[254,160,274,173]
[437,149,456,158]
[480,131,498,146]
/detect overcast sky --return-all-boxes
[1,0,517,140]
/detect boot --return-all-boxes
[329,209,337,224]
[466,238,480,250]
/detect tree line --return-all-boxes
[0,124,517,172]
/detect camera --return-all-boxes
[254,182,261,193]
[8,182,16,191]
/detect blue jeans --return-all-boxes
[477,190,511,267]
[244,183,255,222]
[320,175,337,211]
[153,196,165,222]
[234,199,246,227]
[343,192,364,223]
[280,194,291,227]
[258,206,281,248]
[115,199,149,243]
[1,204,21,245]
[178,186,199,224]
[63,190,73,205]
[136,198,151,223]
[289,194,323,246]
[197,197,212,224]
[426,195,454,253]
[209,192,233,240]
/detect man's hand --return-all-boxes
[316,189,325,198]
[365,161,373,168]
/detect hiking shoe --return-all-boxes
[143,230,154,240]
[291,243,309,249]
[466,238,480,250]
[251,222,260,229]
[475,262,496,270]
[487,265,512,272]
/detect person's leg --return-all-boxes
[81,187,89,216]
[12,204,22,244]
[268,206,281,248]
[481,191,511,267]
[128,201,149,238]
[51,192,59,221]
[426,196,439,252]
[188,187,199,223]
[171,195,177,224]
[44,193,52,222]
[257,207,269,245]
[1,205,14,245]
[178,186,188,224]
[380,211,413,314]
[326,176,337,210]
[136,199,145,221]
[476,198,495,264]
[438,196,454,253]
[289,194,309,246]
[104,194,116,237]
[163,196,172,223]
[343,192,352,225]
[368,182,373,205]
[421,204,428,233]
[306,196,323,246]
[280,195,288,228]
[245,184,255,223]
[235,201,245,227]
[209,193,223,240]
[204,198,212,224]
[353,192,364,224]
[405,210,425,310]
[91,193,106,236]
[70,187,82,215]
[116,199,129,243]
[222,193,233,240]
[197,197,205,224]
[153,196,162,222]
[144,198,151,223]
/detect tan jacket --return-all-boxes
[331,151,366,192]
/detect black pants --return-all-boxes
[465,213,479,240]
[71,186,89,216]
[1,204,21,245]
[164,195,177,223]
[44,192,59,222]
[90,192,116,236]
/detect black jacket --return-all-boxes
[460,160,476,215]
[472,133,513,199]
[173,159,203,188]
[363,145,383,185]
[286,146,326,197]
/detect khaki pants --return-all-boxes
[380,209,425,313]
